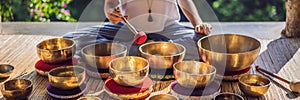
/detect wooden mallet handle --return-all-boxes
[255,66,291,84]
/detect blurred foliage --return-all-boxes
[1,0,286,22]
[207,0,286,21]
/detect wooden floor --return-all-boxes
[0,22,300,100]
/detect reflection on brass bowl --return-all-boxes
[48,66,86,90]
[1,79,33,100]
[173,61,216,88]
[109,56,149,86]
[0,64,14,78]
[198,34,260,71]
[239,74,271,97]
[214,92,244,100]
[81,42,127,69]
[139,42,185,69]
[147,94,179,100]
[37,38,75,64]
[77,97,101,100]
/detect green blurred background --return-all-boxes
[0,0,286,22]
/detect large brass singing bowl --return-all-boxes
[109,56,149,86]
[198,34,260,71]
[139,42,185,69]
[48,66,86,90]
[239,74,271,97]
[1,79,33,100]
[37,38,75,64]
[81,42,127,69]
[0,64,14,78]
[174,61,216,88]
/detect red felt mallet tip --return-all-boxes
[134,31,147,44]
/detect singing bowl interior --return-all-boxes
[37,38,75,63]
[174,61,216,88]
[148,94,179,100]
[139,42,185,69]
[214,93,244,100]
[198,34,260,71]
[109,56,149,86]
[81,43,127,69]
[48,66,85,90]
[0,64,14,78]
[239,74,271,96]
[1,79,33,99]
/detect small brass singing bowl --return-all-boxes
[214,92,244,100]
[147,94,179,100]
[139,42,185,69]
[239,74,271,97]
[0,64,14,78]
[1,79,33,100]
[173,61,216,88]
[81,42,127,69]
[78,97,101,100]
[37,38,75,64]
[198,34,260,71]
[48,66,86,90]
[109,56,149,86]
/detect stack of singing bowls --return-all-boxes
[139,42,185,80]
[81,42,127,78]
[36,38,76,76]
[198,34,261,81]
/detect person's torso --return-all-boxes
[120,0,180,33]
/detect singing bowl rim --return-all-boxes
[139,42,186,57]
[1,79,33,93]
[36,38,75,52]
[81,42,127,57]
[197,34,261,55]
[109,56,149,74]
[214,92,244,100]
[173,61,216,76]
[0,64,14,75]
[48,66,85,78]
[238,74,271,88]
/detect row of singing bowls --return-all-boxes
[109,56,149,86]
[173,61,216,88]
[81,42,127,69]
[198,34,261,72]
[1,79,33,99]
[37,38,75,64]
[139,42,185,69]
[48,66,86,90]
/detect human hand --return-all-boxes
[107,7,128,24]
[195,23,212,35]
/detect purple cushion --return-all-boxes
[47,84,86,96]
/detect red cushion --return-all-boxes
[35,58,78,71]
[105,77,152,94]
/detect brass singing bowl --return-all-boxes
[81,42,127,69]
[1,79,33,100]
[109,56,149,86]
[174,61,216,88]
[214,92,244,100]
[0,64,14,78]
[139,42,185,69]
[239,74,271,97]
[48,66,86,90]
[37,38,75,64]
[198,34,260,71]
[78,97,101,100]
[147,94,179,100]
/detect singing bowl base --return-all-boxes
[46,84,86,99]
[149,67,175,81]
[104,77,152,99]
[215,66,251,81]
[85,65,110,79]
[171,81,220,96]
